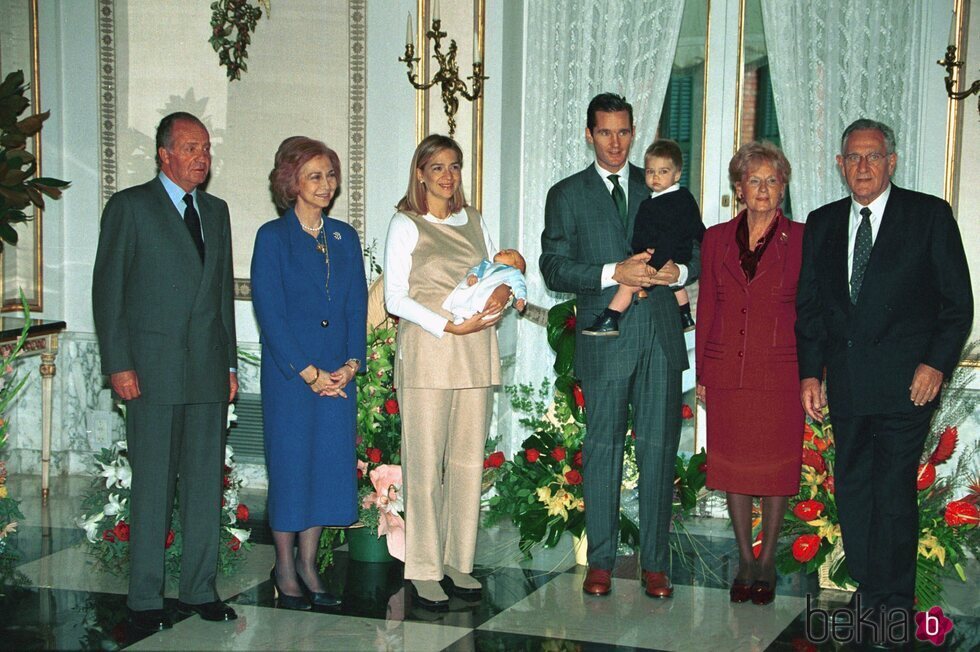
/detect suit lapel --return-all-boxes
[750,211,790,284]
[626,164,647,242]
[583,165,627,239]
[854,186,904,307]
[149,179,204,270]
[286,208,329,290]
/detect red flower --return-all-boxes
[356,468,364,480]
[366,447,382,463]
[102,529,116,543]
[228,536,242,551]
[944,500,979,528]
[223,464,232,475]
[801,448,826,474]
[573,451,583,468]
[525,448,540,463]
[752,532,763,559]
[929,426,957,465]
[681,404,694,419]
[484,451,505,469]
[564,314,576,331]
[791,534,821,563]
[565,469,583,485]
[698,461,707,474]
[572,384,585,409]
[822,475,835,495]
[793,500,825,521]
[236,503,250,521]
[803,423,815,443]
[550,446,566,462]
[223,475,231,489]
[113,520,130,542]
[165,530,175,549]
[384,399,399,415]
[916,463,936,491]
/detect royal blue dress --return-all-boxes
[251,208,367,531]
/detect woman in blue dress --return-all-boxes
[251,136,367,609]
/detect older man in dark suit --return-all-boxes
[540,93,700,598]
[796,119,972,643]
[93,112,238,631]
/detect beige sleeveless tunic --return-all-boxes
[395,208,501,389]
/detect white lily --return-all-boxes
[225,526,250,544]
[226,405,237,429]
[103,493,126,518]
[223,489,239,512]
[78,512,104,543]
[98,458,132,490]
[224,445,235,467]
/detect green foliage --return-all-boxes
[0,299,31,561]
[208,1,264,81]
[0,71,69,251]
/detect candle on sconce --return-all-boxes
[473,26,481,65]
[432,0,440,24]
[406,12,414,48]
[948,9,957,47]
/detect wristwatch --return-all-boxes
[344,358,361,372]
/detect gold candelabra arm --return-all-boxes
[399,44,436,91]
[938,45,980,115]
[460,63,488,102]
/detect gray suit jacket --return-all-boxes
[93,177,237,405]
[540,163,700,380]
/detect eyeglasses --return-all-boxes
[843,152,888,166]
[745,177,781,189]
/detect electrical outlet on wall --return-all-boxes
[86,411,119,451]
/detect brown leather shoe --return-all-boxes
[582,568,612,596]
[642,570,673,598]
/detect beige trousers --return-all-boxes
[399,385,492,580]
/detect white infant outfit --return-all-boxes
[442,260,528,324]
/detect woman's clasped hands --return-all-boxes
[300,364,355,398]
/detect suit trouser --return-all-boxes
[400,386,492,581]
[126,399,225,610]
[833,408,932,612]
[581,342,682,571]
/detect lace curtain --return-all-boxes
[504,1,686,450]
[760,0,928,221]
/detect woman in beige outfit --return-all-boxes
[383,135,505,609]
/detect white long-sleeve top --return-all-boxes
[384,210,496,338]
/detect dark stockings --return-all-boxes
[272,526,326,596]
[727,493,789,584]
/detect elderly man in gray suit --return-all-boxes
[93,112,238,631]
[540,93,699,598]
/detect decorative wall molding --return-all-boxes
[97,0,116,206]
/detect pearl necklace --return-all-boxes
[300,217,324,233]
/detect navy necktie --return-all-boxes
[183,193,205,262]
[850,207,872,304]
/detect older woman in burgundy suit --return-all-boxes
[695,141,803,606]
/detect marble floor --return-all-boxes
[1,474,978,651]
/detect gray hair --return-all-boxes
[840,119,896,155]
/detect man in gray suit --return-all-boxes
[93,112,238,630]
[540,93,699,598]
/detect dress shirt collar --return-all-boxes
[849,183,891,227]
[594,160,629,185]
[650,183,680,199]
[158,171,197,213]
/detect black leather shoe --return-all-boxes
[176,600,238,621]
[270,569,312,611]
[583,313,619,337]
[128,608,172,632]
[297,573,342,608]
[680,311,695,332]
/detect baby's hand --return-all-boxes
[466,275,479,287]
[515,298,527,312]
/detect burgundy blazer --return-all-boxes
[696,210,803,390]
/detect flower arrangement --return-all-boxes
[77,405,251,577]
[777,360,980,608]
[0,316,30,562]
[320,325,404,567]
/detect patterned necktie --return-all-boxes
[609,174,627,226]
[183,193,205,263]
[850,207,872,304]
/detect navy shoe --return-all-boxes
[583,313,620,337]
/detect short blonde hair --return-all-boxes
[728,141,791,187]
[396,134,467,216]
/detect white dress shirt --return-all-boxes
[384,210,496,338]
[847,184,891,282]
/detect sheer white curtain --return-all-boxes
[761,0,928,220]
[504,1,686,450]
